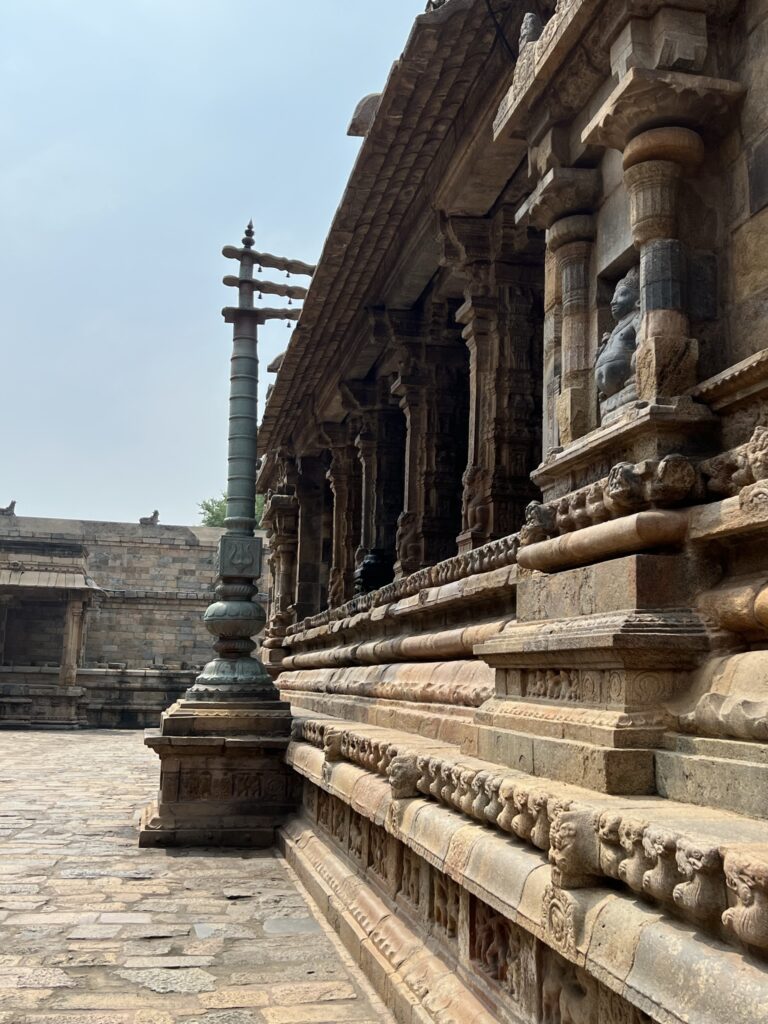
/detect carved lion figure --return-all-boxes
[387,754,421,800]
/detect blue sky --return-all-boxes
[1,0,420,525]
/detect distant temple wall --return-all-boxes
[0,515,268,727]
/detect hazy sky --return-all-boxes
[1,0,420,525]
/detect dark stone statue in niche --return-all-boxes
[354,549,394,595]
[595,266,641,413]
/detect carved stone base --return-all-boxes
[657,732,768,819]
[139,698,298,847]
[599,379,639,423]
[636,333,698,402]
[0,682,87,729]
[557,383,591,445]
[532,396,716,503]
[456,527,489,553]
[471,553,708,792]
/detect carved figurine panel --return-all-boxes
[469,896,537,1017]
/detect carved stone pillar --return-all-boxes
[59,594,87,686]
[345,371,406,592]
[516,169,601,448]
[542,245,562,455]
[0,596,10,665]
[456,289,495,552]
[325,425,357,608]
[355,424,376,560]
[423,304,469,564]
[390,319,429,578]
[495,279,542,534]
[386,302,470,572]
[623,127,704,401]
[445,211,544,550]
[294,456,327,621]
[548,215,595,446]
[262,493,299,640]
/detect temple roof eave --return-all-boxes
[258,0,526,456]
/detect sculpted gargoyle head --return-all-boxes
[387,754,420,800]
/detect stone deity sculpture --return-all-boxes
[519,12,543,47]
[139,510,160,526]
[0,500,16,517]
[595,266,641,407]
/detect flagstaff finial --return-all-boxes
[243,221,255,249]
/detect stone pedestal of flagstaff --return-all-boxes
[140,224,312,847]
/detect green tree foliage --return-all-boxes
[198,493,265,527]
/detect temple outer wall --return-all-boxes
[0,516,268,727]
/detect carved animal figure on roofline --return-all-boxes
[139,510,159,526]
[0,500,16,517]
[595,266,641,400]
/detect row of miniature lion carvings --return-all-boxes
[293,718,768,958]
[285,427,768,637]
[305,784,651,1024]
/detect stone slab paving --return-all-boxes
[0,730,394,1024]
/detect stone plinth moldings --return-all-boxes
[281,618,508,671]
[531,396,716,499]
[516,509,689,572]
[287,721,768,970]
[279,660,494,709]
[285,540,520,637]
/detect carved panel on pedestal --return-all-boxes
[470,898,524,999]
[430,869,460,940]
[541,946,652,1024]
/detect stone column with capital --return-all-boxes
[293,455,330,620]
[542,244,562,456]
[455,288,496,551]
[347,376,405,593]
[444,212,543,550]
[623,127,704,402]
[389,315,429,578]
[140,222,311,848]
[59,594,87,687]
[548,215,595,445]
[261,491,299,661]
[325,425,358,607]
[515,168,602,445]
[0,596,10,666]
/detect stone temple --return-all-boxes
[5,2,768,1023]
[248,0,768,1021]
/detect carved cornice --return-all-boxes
[581,68,744,152]
[515,169,601,232]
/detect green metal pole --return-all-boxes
[185,223,274,701]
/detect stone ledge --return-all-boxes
[281,803,768,1024]
[285,563,519,645]
[279,819,503,1024]
[279,661,494,709]
[288,718,768,960]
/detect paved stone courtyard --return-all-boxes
[0,730,393,1024]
